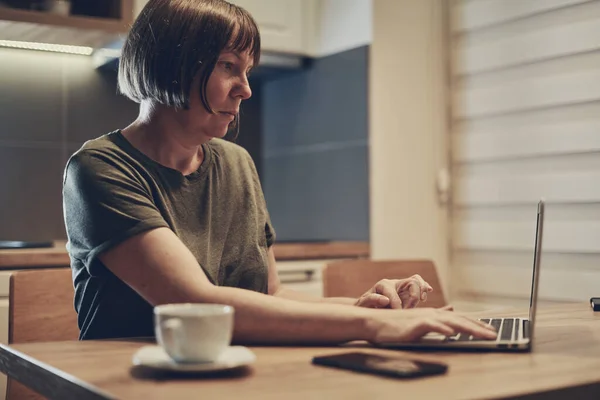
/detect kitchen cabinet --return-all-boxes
[228,0,307,54]
[277,259,326,297]
[0,0,370,56]
[229,0,372,57]
[0,1,133,48]
[133,0,308,55]
[270,241,371,296]
[133,0,371,57]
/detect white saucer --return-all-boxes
[132,345,256,373]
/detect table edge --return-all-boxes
[0,342,114,400]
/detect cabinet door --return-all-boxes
[277,260,332,297]
[132,0,307,54]
[228,0,306,54]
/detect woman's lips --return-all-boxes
[219,111,237,119]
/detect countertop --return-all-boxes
[0,241,370,269]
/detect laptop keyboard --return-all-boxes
[448,318,530,342]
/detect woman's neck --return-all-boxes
[122,101,206,175]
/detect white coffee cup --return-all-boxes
[154,303,234,363]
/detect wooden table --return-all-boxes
[0,241,369,269]
[1,303,600,400]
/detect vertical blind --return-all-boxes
[449,0,600,304]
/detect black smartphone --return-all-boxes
[312,351,448,379]
[591,297,600,311]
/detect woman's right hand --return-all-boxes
[365,306,498,344]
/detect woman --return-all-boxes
[62,0,496,343]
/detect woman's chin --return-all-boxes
[216,129,230,138]
[204,128,229,140]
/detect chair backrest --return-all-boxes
[8,268,79,400]
[322,259,446,308]
[9,268,79,344]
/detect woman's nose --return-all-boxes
[236,79,252,100]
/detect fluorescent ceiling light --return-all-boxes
[0,40,92,55]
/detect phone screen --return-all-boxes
[312,351,448,379]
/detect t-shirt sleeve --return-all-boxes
[265,209,276,248]
[63,150,169,276]
[242,149,276,248]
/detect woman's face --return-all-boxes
[183,49,254,141]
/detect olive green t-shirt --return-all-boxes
[62,131,275,340]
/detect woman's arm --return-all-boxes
[267,248,433,309]
[100,228,496,344]
[274,288,357,306]
[266,248,357,306]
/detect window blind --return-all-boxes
[449,0,600,305]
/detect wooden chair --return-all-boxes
[7,268,79,400]
[322,259,447,308]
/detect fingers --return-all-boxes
[397,275,433,309]
[399,278,423,309]
[370,308,498,344]
[408,281,420,306]
[435,307,493,332]
[412,274,433,293]
[376,281,403,309]
[441,315,497,340]
[373,276,435,310]
[407,316,496,342]
[474,318,496,331]
[407,320,455,341]
[357,293,391,308]
[372,308,498,344]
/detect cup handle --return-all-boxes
[161,318,184,359]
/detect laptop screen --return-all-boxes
[528,200,545,337]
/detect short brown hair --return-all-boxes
[118,0,260,111]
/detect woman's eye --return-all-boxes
[222,61,234,70]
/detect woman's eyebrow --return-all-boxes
[221,51,254,69]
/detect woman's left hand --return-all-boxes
[354,275,433,309]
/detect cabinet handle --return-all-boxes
[278,269,315,283]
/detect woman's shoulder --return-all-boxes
[65,131,140,178]
[207,138,253,164]
[70,131,127,160]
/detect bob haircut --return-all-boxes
[118,0,260,112]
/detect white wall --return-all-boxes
[307,0,373,57]
[369,0,450,295]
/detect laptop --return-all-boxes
[379,199,545,352]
